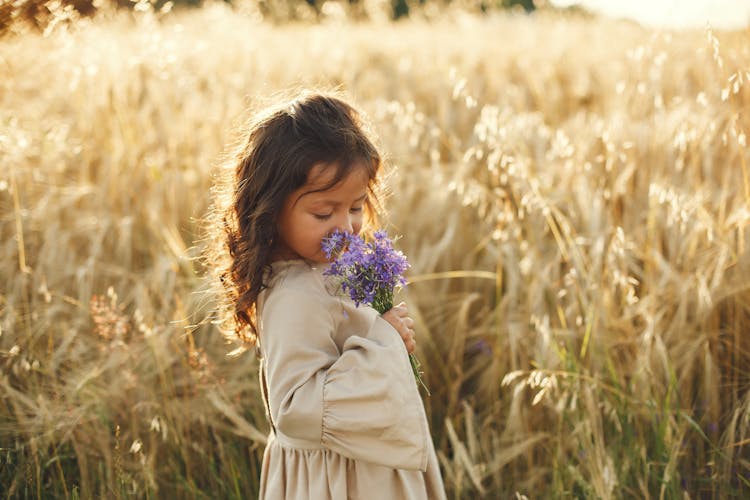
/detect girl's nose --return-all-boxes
[339,217,354,234]
[335,213,355,234]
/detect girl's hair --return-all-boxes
[206,91,384,345]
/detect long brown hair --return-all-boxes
[206,91,384,345]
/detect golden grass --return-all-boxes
[1,4,749,497]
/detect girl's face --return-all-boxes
[274,163,369,264]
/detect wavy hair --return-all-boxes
[205,91,384,345]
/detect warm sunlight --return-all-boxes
[552,0,750,29]
[3,1,750,497]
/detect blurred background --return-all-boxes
[2,0,749,498]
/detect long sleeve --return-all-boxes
[260,284,429,471]
[322,316,429,470]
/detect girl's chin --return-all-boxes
[309,255,332,264]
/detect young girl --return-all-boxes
[215,91,446,499]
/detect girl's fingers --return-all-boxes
[396,316,414,335]
[405,336,416,354]
[399,327,413,340]
[399,327,416,352]
[382,304,416,353]
[384,302,409,321]
[402,318,415,340]
[393,304,408,317]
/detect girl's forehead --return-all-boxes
[287,162,370,208]
[305,162,370,190]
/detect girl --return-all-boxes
[214,91,446,499]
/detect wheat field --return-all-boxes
[1,3,749,498]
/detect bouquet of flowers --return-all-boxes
[322,230,429,395]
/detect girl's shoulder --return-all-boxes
[260,260,345,335]
[264,259,333,305]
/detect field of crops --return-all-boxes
[2,4,749,497]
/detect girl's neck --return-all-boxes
[269,243,300,263]
[270,251,303,264]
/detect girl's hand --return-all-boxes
[381,302,416,354]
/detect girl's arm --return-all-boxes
[261,287,429,471]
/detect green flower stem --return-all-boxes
[409,352,431,396]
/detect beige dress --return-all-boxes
[257,260,446,500]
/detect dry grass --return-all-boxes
[1,4,749,498]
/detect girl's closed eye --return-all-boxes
[313,206,362,220]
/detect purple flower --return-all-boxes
[322,229,409,312]
[321,230,349,260]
